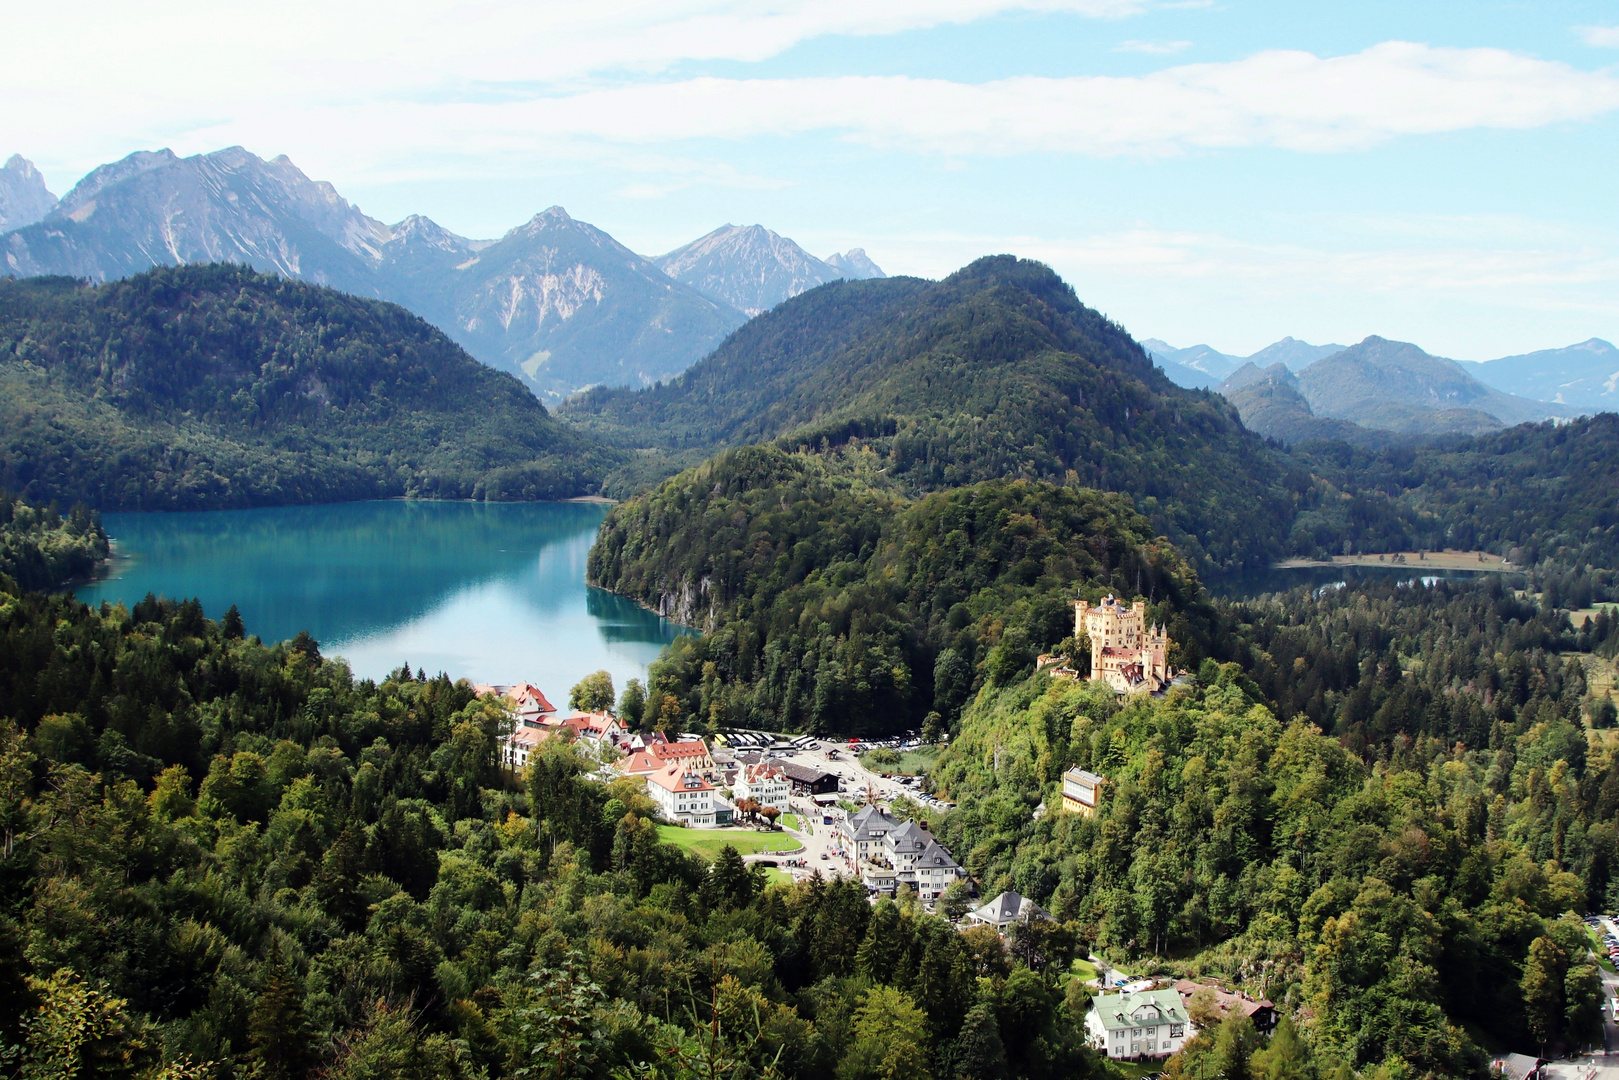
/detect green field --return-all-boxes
[860,745,943,777]
[1072,958,1099,982]
[656,825,799,860]
[783,813,803,833]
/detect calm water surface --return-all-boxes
[75,501,690,691]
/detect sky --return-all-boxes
[5,0,1619,359]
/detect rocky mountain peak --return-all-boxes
[0,155,57,232]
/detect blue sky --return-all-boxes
[5,0,1619,358]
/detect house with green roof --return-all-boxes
[1085,988,1191,1060]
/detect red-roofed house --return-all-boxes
[508,683,558,722]
[646,764,716,826]
[505,724,556,771]
[650,739,713,772]
[733,762,790,811]
[560,711,624,746]
[616,750,664,778]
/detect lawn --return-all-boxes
[859,744,944,776]
[1072,958,1100,982]
[656,825,799,861]
[1588,924,1617,974]
[782,813,803,833]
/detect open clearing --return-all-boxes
[1274,549,1513,571]
[655,825,799,860]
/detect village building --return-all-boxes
[1172,980,1278,1035]
[558,711,624,746]
[733,762,792,811]
[780,761,839,796]
[1086,989,1191,1060]
[966,890,1054,928]
[645,763,717,827]
[850,811,966,900]
[842,804,899,860]
[1075,595,1171,693]
[504,723,553,771]
[616,749,665,778]
[1060,767,1105,815]
[649,737,715,774]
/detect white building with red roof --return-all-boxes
[645,764,717,826]
[505,723,555,771]
[733,762,790,811]
[649,738,714,773]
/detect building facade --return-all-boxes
[734,762,791,811]
[1086,989,1191,1060]
[646,764,717,827]
[1075,596,1171,693]
[1060,767,1105,815]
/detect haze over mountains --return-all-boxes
[0,148,883,401]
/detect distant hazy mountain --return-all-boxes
[0,156,55,232]
[1142,339,1244,382]
[1217,362,1394,447]
[1462,338,1619,414]
[824,248,886,280]
[1147,336,1346,389]
[1293,336,1569,435]
[0,147,743,400]
[1246,336,1347,371]
[654,224,841,316]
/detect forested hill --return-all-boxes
[590,447,1213,736]
[0,266,617,510]
[0,495,109,589]
[567,256,1306,573]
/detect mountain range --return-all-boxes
[1152,331,1618,419]
[1215,336,1570,444]
[0,148,883,401]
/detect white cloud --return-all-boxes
[277,42,1619,166]
[1579,25,1619,47]
[1115,39,1192,54]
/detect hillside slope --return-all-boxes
[569,256,1306,572]
[590,445,1211,735]
[1217,362,1396,448]
[0,265,614,509]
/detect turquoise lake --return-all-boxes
[74,500,690,693]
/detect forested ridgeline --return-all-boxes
[0,581,1108,1080]
[568,256,1319,574]
[590,446,1212,738]
[927,574,1619,1076]
[0,266,616,509]
[1292,414,1619,570]
[0,494,108,590]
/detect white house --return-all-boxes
[1086,989,1191,1060]
[505,724,554,771]
[733,762,791,811]
[966,890,1054,928]
[847,810,965,900]
[646,764,717,827]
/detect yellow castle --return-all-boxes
[1075,595,1171,693]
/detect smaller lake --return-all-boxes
[75,501,691,693]
[1209,563,1520,599]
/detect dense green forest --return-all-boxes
[590,446,1211,737]
[0,494,108,590]
[0,266,615,509]
[1294,414,1619,571]
[0,578,1110,1080]
[569,257,1318,574]
[920,575,1619,1076]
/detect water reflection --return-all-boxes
[75,500,690,689]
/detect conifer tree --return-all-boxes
[249,937,313,1080]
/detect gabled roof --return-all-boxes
[968,890,1052,924]
[888,819,930,853]
[646,763,714,793]
[1090,990,1187,1032]
[617,750,663,775]
[780,761,834,784]
[508,683,557,713]
[915,841,960,871]
[509,725,554,749]
[651,739,710,761]
[848,804,899,839]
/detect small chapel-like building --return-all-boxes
[1076,595,1171,693]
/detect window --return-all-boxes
[1170,1025,1184,1038]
